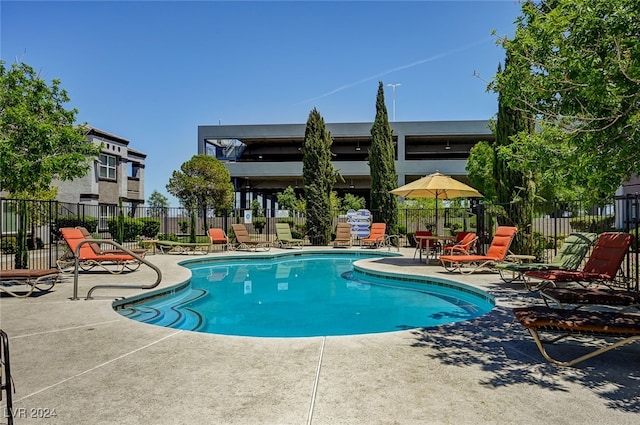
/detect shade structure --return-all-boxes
[390,172,483,234]
[390,172,483,200]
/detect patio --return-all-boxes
[1,247,639,424]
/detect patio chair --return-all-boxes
[58,227,144,274]
[77,226,147,256]
[439,226,517,274]
[442,232,478,256]
[275,223,304,249]
[413,230,438,262]
[524,232,633,291]
[513,305,640,367]
[208,228,230,251]
[156,240,212,254]
[360,223,387,248]
[332,223,352,248]
[495,232,598,286]
[231,224,271,251]
[0,269,60,298]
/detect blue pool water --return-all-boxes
[117,252,494,337]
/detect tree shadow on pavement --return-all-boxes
[410,285,640,413]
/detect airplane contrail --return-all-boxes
[297,36,494,105]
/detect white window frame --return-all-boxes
[99,154,117,180]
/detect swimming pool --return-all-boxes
[116,251,494,337]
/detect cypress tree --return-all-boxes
[302,108,336,245]
[493,56,535,251]
[370,81,398,235]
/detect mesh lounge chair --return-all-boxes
[275,223,304,249]
[360,223,387,248]
[333,223,352,248]
[513,305,640,367]
[0,269,60,298]
[58,227,144,274]
[439,226,517,274]
[495,232,598,286]
[208,228,230,251]
[524,232,633,291]
[231,224,271,251]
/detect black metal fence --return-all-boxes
[2,196,638,289]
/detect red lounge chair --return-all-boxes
[208,228,230,251]
[442,232,478,255]
[513,305,640,367]
[0,269,60,298]
[58,227,143,274]
[439,226,517,274]
[526,232,633,291]
[361,223,387,248]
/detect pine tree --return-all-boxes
[302,108,336,245]
[370,82,398,235]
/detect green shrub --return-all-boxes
[106,217,144,242]
[1,236,17,254]
[570,215,615,233]
[139,217,161,238]
[27,237,44,250]
[253,217,266,233]
[53,215,99,239]
[157,233,179,242]
[179,220,189,234]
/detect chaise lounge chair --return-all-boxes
[495,232,598,285]
[275,223,304,249]
[208,228,230,251]
[513,305,640,367]
[156,240,212,255]
[0,268,60,298]
[332,223,352,248]
[231,224,271,251]
[360,223,387,248]
[439,226,517,274]
[58,227,144,274]
[77,226,148,256]
[524,232,633,291]
[442,232,478,256]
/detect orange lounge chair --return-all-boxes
[58,227,143,274]
[332,223,352,248]
[77,226,147,256]
[208,228,230,251]
[439,226,517,274]
[231,224,271,251]
[513,305,640,367]
[0,268,60,298]
[526,232,633,292]
[360,223,387,248]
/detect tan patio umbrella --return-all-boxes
[390,172,483,234]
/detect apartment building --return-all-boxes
[197,120,494,209]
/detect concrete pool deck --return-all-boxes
[1,247,639,424]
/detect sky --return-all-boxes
[1,0,523,205]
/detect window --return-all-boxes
[99,154,117,179]
[99,204,116,231]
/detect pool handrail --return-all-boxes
[70,239,162,300]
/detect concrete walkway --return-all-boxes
[1,247,639,424]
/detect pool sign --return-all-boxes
[346,209,371,238]
[243,210,252,224]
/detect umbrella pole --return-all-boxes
[435,194,439,236]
